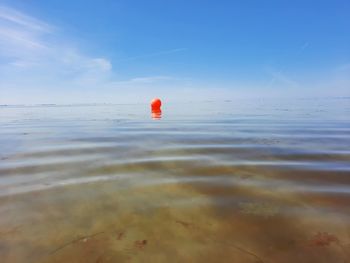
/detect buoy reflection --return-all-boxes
[151,108,162,120]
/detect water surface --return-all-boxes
[1,99,350,262]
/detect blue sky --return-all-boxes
[0,0,349,104]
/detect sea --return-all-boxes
[0,98,349,263]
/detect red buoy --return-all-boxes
[151,98,162,110]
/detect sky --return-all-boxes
[0,0,349,104]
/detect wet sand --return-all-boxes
[0,99,350,262]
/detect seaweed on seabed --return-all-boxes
[49,231,105,255]
[134,239,147,249]
[174,218,266,263]
[307,232,350,259]
[175,220,195,228]
[239,202,280,218]
[309,232,339,247]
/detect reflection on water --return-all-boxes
[151,108,162,120]
[0,99,350,263]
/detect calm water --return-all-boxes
[0,99,350,263]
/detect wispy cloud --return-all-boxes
[0,5,190,104]
[116,48,187,62]
[301,42,309,50]
[0,6,51,32]
[0,6,194,103]
[0,5,111,82]
[128,76,172,83]
[265,67,299,89]
[0,4,348,104]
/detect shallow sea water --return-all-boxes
[0,99,350,263]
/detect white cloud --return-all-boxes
[128,76,172,83]
[0,5,112,86]
[0,5,348,104]
[0,5,192,104]
[0,5,51,32]
[0,6,50,63]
